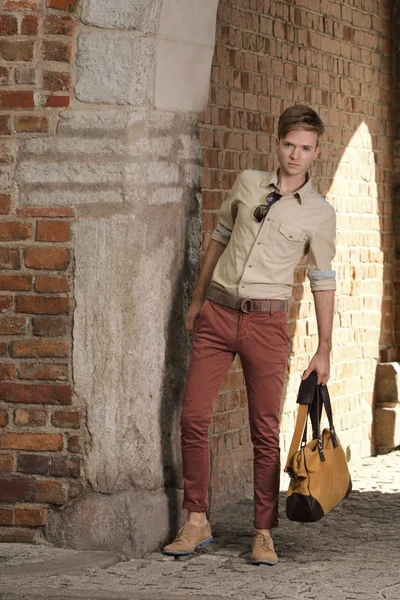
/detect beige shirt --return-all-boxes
[210,169,336,300]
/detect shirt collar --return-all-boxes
[261,170,313,205]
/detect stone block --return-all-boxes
[374,405,400,454]
[75,33,155,106]
[82,0,161,33]
[46,487,184,555]
[158,0,219,47]
[155,37,214,112]
[374,362,400,407]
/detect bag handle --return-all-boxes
[285,376,338,477]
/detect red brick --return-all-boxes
[17,207,74,218]
[31,316,68,337]
[10,339,69,358]
[0,343,8,357]
[0,527,36,543]
[0,475,35,502]
[36,221,71,242]
[0,194,11,215]
[50,454,80,477]
[17,453,49,474]
[18,362,68,381]
[35,276,69,293]
[0,91,34,110]
[14,408,46,426]
[67,434,80,453]
[0,15,18,35]
[0,382,71,405]
[0,364,15,380]
[0,296,13,313]
[0,316,27,335]
[51,410,79,428]
[47,0,78,9]
[0,40,34,61]
[46,94,70,108]
[34,479,67,505]
[0,453,14,471]
[43,15,76,36]
[15,115,48,133]
[3,0,39,8]
[0,66,11,84]
[0,275,32,291]
[24,247,70,270]
[15,66,35,85]
[0,408,9,426]
[21,15,39,35]
[0,248,20,269]
[0,432,63,451]
[0,507,13,525]
[0,222,32,241]
[43,71,71,92]
[42,40,72,62]
[16,296,70,315]
[15,506,45,527]
[0,115,11,135]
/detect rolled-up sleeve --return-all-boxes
[210,172,242,246]
[307,211,337,292]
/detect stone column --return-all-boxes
[15,0,218,555]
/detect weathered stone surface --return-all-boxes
[75,33,155,106]
[81,0,161,33]
[374,362,400,406]
[47,488,184,556]
[374,405,400,454]
[73,210,187,493]
[16,110,201,206]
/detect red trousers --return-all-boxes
[180,299,289,530]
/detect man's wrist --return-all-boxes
[317,340,332,354]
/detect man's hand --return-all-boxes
[184,300,203,334]
[302,350,330,385]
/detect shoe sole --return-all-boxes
[250,559,279,566]
[162,536,214,556]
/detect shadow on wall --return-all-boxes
[159,181,203,540]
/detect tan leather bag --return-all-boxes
[285,372,352,522]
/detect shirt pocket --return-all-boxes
[278,223,308,243]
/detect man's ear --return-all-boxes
[275,137,280,149]
[315,145,321,158]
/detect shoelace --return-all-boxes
[254,533,273,550]
[174,522,193,543]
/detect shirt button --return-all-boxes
[248,265,252,268]
[257,242,261,245]
[289,235,293,239]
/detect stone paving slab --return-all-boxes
[0,451,399,600]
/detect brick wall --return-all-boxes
[393,3,400,346]
[0,0,81,542]
[199,0,394,508]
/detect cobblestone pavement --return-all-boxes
[0,450,399,600]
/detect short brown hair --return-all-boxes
[278,105,325,141]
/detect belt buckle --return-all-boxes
[239,298,251,313]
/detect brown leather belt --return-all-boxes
[206,287,288,314]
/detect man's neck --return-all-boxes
[277,171,308,196]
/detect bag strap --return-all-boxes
[319,385,339,448]
[284,403,309,475]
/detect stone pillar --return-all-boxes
[12,0,218,555]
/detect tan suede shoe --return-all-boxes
[251,530,279,566]
[163,521,213,556]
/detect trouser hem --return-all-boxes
[183,501,209,513]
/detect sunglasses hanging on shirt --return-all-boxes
[253,191,282,223]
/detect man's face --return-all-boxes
[276,129,320,178]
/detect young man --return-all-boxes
[163,105,336,565]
